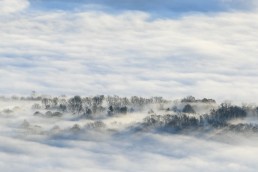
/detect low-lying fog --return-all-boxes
[0,96,258,172]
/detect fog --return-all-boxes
[0,96,258,172]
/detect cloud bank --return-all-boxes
[0,0,29,14]
[1,1,258,171]
[1,1,258,103]
[1,10,258,102]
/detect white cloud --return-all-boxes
[1,4,258,103]
[2,2,258,171]
[0,0,29,14]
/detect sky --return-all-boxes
[0,0,258,103]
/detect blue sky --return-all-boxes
[30,0,253,12]
[0,0,258,103]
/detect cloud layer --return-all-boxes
[0,0,29,14]
[1,1,258,103]
[1,2,258,171]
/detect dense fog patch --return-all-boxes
[0,95,258,171]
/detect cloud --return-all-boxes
[0,0,29,14]
[1,1,258,171]
[1,9,258,103]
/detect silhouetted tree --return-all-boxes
[68,96,83,114]
[182,104,196,114]
[42,98,51,109]
[181,96,196,103]
[120,106,127,114]
[108,106,114,116]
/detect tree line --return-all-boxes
[141,103,258,133]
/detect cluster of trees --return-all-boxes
[33,95,168,118]
[142,103,251,133]
[37,95,106,118]
[0,94,216,105]
[181,96,216,103]
[34,111,63,118]
[143,114,199,131]
[27,94,258,134]
[9,94,258,134]
[209,103,246,124]
[0,95,43,101]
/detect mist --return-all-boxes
[1,0,258,170]
[0,95,258,171]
